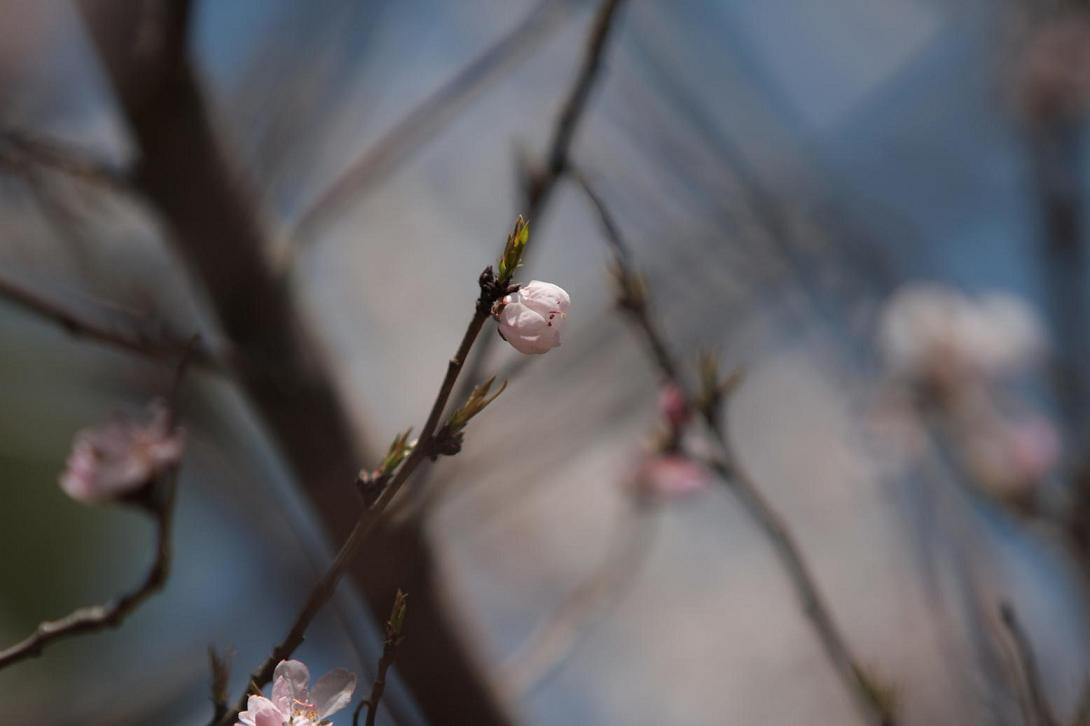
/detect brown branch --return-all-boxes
[0,475,177,670]
[0,273,221,370]
[999,602,1060,726]
[356,590,409,726]
[577,175,896,726]
[222,253,512,723]
[418,0,628,514]
[285,0,573,260]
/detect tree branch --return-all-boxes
[0,128,132,190]
[0,475,177,670]
[356,590,409,726]
[223,246,515,723]
[577,174,897,726]
[999,601,1060,726]
[0,273,221,370]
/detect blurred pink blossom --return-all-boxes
[636,455,710,499]
[237,659,356,726]
[658,384,690,429]
[59,401,185,504]
[965,415,1060,505]
[496,280,570,354]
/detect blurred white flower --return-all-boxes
[496,280,570,355]
[59,401,185,504]
[237,659,356,726]
[878,283,1044,386]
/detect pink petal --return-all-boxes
[311,668,357,718]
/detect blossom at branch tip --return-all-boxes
[635,455,710,499]
[237,659,356,726]
[495,280,570,355]
[59,401,185,504]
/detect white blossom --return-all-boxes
[495,280,570,355]
[237,660,356,726]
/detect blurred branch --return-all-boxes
[500,499,656,697]
[355,590,409,726]
[578,175,897,726]
[208,646,232,724]
[998,601,1060,726]
[223,237,518,723]
[284,0,574,264]
[0,273,220,369]
[0,474,177,671]
[0,129,132,190]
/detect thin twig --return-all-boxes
[501,500,655,697]
[357,590,409,726]
[419,0,628,513]
[284,0,574,263]
[578,175,896,726]
[0,273,221,370]
[223,244,517,724]
[998,601,1060,726]
[0,473,177,670]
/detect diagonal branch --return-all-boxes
[285,0,574,260]
[0,273,221,370]
[998,601,1060,726]
[577,173,897,726]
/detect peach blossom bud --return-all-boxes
[495,280,570,355]
[658,384,690,428]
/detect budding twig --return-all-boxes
[222,222,525,724]
[578,174,897,726]
[355,590,409,726]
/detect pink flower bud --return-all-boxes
[658,384,690,428]
[635,455,710,499]
[496,280,570,355]
[59,401,185,504]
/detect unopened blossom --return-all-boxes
[237,659,356,726]
[658,384,690,429]
[635,455,710,499]
[878,283,1043,387]
[495,280,570,355]
[59,401,185,504]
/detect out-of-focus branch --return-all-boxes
[75,2,515,722]
[998,602,1060,726]
[0,475,176,670]
[284,0,574,262]
[578,175,897,726]
[500,499,655,697]
[355,590,409,726]
[0,129,132,189]
[0,273,221,370]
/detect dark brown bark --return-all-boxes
[74,2,511,723]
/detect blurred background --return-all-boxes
[3,0,1090,724]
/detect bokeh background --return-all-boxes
[2,0,1089,724]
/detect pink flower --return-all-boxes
[59,401,185,504]
[495,280,570,355]
[658,384,690,429]
[237,660,356,726]
[636,455,710,499]
[965,415,1061,506]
